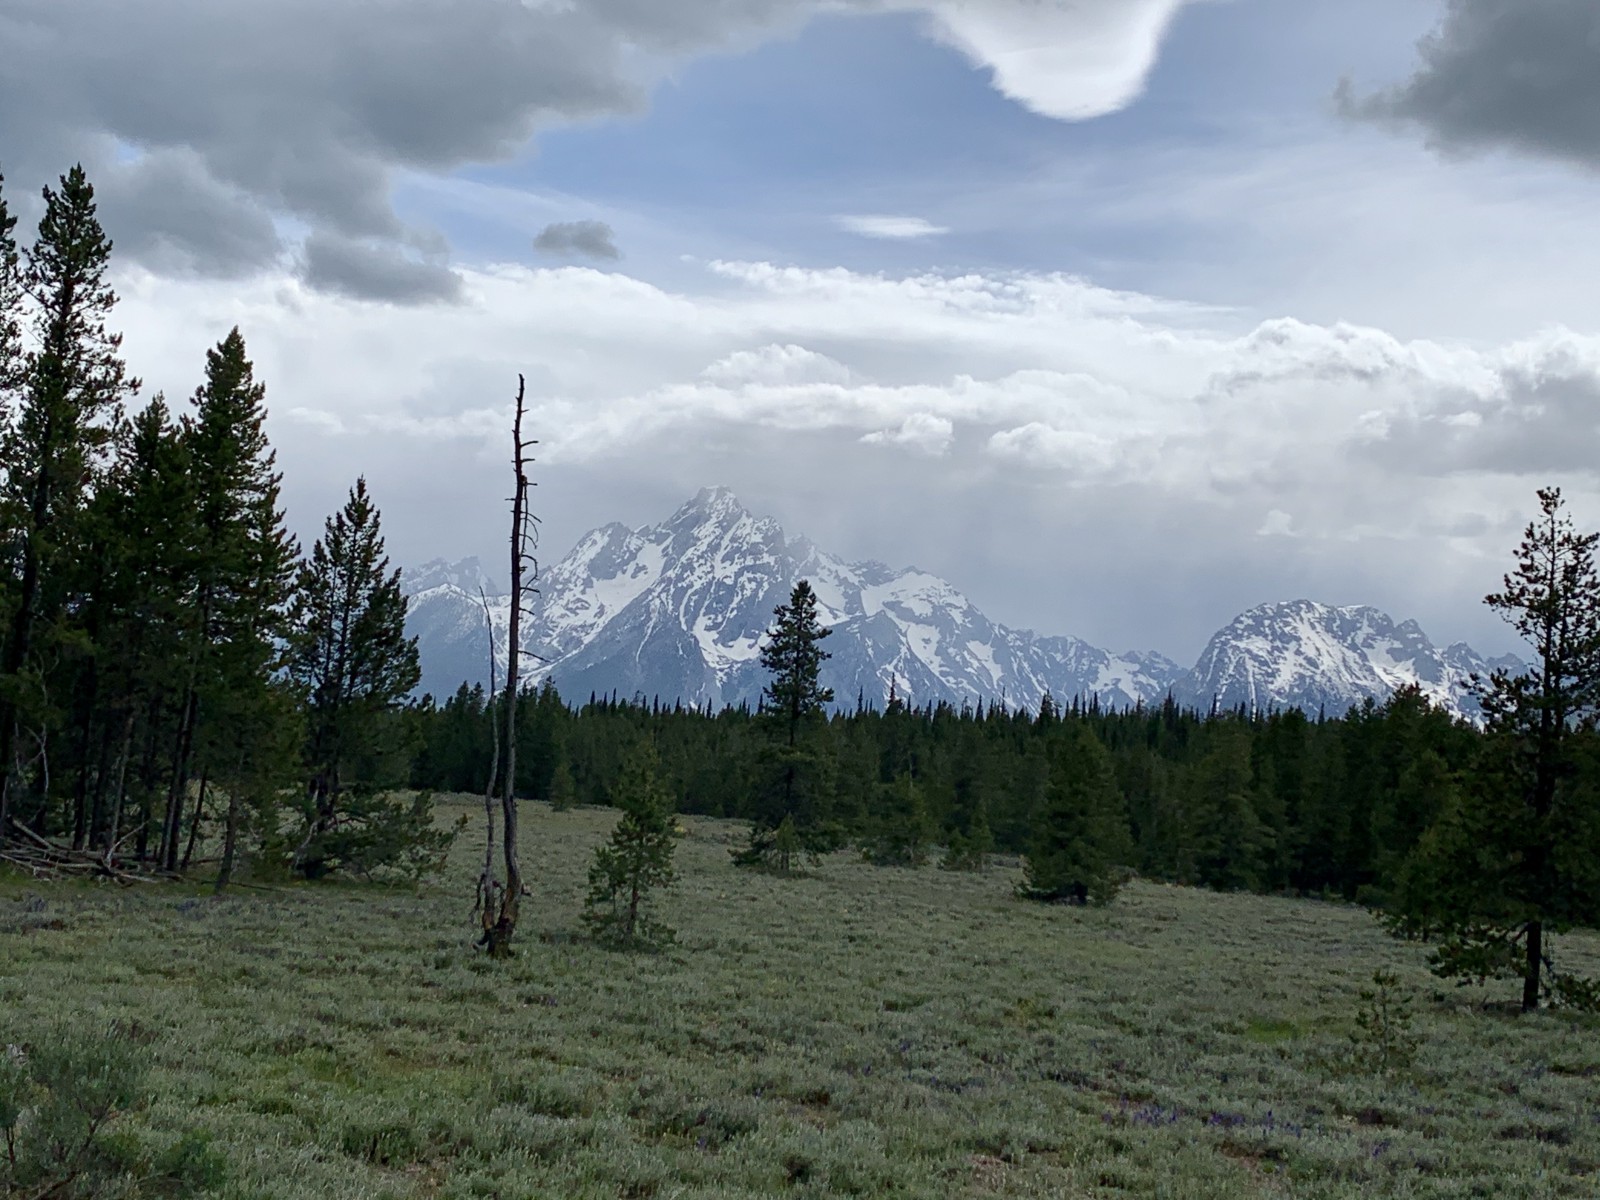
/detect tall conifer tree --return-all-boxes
[1020,722,1133,905]
[0,169,21,413]
[78,398,193,852]
[1389,489,1600,1010]
[737,579,836,869]
[286,479,421,877]
[0,166,136,832]
[160,328,297,870]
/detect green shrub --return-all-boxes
[0,1024,225,1198]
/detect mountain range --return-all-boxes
[402,487,1518,720]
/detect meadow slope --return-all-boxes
[3,801,1599,1199]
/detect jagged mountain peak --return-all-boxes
[404,492,1189,710]
[402,556,499,598]
[668,485,753,532]
[403,493,1509,720]
[1171,597,1500,717]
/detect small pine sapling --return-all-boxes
[1346,969,1421,1076]
[583,743,682,948]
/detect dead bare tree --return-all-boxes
[474,584,503,930]
[479,375,539,957]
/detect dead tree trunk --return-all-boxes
[181,772,208,871]
[214,755,246,896]
[475,585,503,934]
[481,375,538,958]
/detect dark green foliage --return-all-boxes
[1183,720,1272,892]
[760,580,834,731]
[738,580,839,869]
[0,166,136,831]
[286,479,431,878]
[941,800,993,871]
[583,743,681,947]
[1387,489,1600,1010]
[860,770,931,866]
[0,1024,224,1198]
[1020,723,1132,905]
[0,168,21,407]
[412,672,1493,910]
[307,790,460,882]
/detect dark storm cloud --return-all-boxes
[534,220,622,261]
[100,150,282,279]
[299,233,463,305]
[0,0,819,290]
[1342,0,1600,170]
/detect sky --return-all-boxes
[3,0,1599,662]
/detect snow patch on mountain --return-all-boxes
[404,492,1512,720]
[404,487,1184,710]
[1169,600,1503,718]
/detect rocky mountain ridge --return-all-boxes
[404,488,1513,720]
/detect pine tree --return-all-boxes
[943,734,996,870]
[737,579,837,868]
[0,169,17,710]
[941,797,994,870]
[1185,721,1273,891]
[285,478,427,878]
[583,742,681,948]
[77,398,194,854]
[1020,723,1133,905]
[162,328,298,872]
[1388,489,1600,1010]
[0,165,137,832]
[861,769,931,866]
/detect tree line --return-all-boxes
[413,648,1476,900]
[0,165,442,886]
[413,494,1600,1012]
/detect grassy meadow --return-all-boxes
[4,799,1600,1199]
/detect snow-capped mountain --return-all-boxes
[403,487,1184,710]
[1167,600,1520,719]
[403,488,1515,720]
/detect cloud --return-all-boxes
[118,253,1578,510]
[836,214,950,240]
[534,220,621,260]
[110,254,1583,662]
[1257,509,1297,538]
[0,0,1194,290]
[99,148,282,279]
[298,233,463,305]
[861,413,954,455]
[1342,0,1600,171]
[701,344,853,387]
[911,0,1198,120]
[1354,333,1600,478]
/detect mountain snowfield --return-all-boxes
[1171,601,1521,719]
[403,487,1513,720]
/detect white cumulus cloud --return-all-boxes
[909,0,1200,120]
